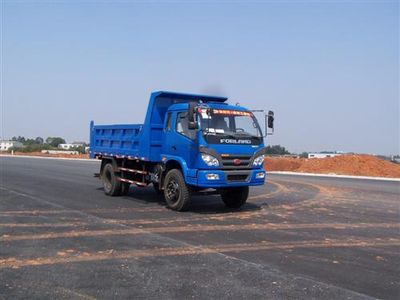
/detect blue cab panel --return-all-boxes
[89,91,228,160]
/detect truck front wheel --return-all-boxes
[153,183,163,195]
[164,169,191,211]
[220,187,249,209]
[102,163,122,196]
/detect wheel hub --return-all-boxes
[166,180,180,203]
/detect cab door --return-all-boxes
[163,111,196,168]
[162,111,175,156]
[175,111,197,168]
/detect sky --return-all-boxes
[1,0,399,155]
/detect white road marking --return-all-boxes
[0,154,98,162]
[268,171,400,182]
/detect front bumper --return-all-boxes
[194,169,266,188]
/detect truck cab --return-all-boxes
[90,91,274,211]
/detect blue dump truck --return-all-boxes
[90,91,274,211]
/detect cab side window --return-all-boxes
[165,112,172,131]
[176,112,195,140]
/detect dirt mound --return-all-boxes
[264,154,400,178]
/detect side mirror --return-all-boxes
[268,111,274,129]
[188,102,198,130]
[251,109,274,137]
[263,110,274,136]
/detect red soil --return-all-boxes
[264,154,400,178]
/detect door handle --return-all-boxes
[171,146,177,151]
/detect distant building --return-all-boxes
[308,152,344,159]
[0,140,23,151]
[72,141,86,146]
[58,142,85,150]
[58,144,75,150]
[391,156,400,164]
[41,150,79,155]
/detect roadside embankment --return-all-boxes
[264,154,400,178]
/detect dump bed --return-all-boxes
[89,91,228,161]
[90,123,144,158]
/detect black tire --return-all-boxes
[153,182,163,195]
[220,186,249,209]
[102,163,122,196]
[163,169,191,211]
[119,183,130,196]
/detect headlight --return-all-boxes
[253,155,265,167]
[201,154,219,167]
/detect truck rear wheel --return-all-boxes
[120,183,130,196]
[164,169,191,211]
[102,163,122,196]
[220,187,249,209]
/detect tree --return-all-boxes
[24,138,37,146]
[300,152,309,158]
[11,136,26,143]
[46,137,66,147]
[265,145,290,155]
[35,137,44,144]
[9,143,51,153]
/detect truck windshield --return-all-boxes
[199,109,263,145]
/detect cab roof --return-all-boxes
[168,102,250,112]
[152,91,228,103]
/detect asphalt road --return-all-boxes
[0,156,399,299]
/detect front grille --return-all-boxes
[227,174,249,182]
[221,155,252,169]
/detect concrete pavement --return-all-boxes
[0,156,399,299]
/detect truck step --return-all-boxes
[118,167,148,175]
[117,177,148,187]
